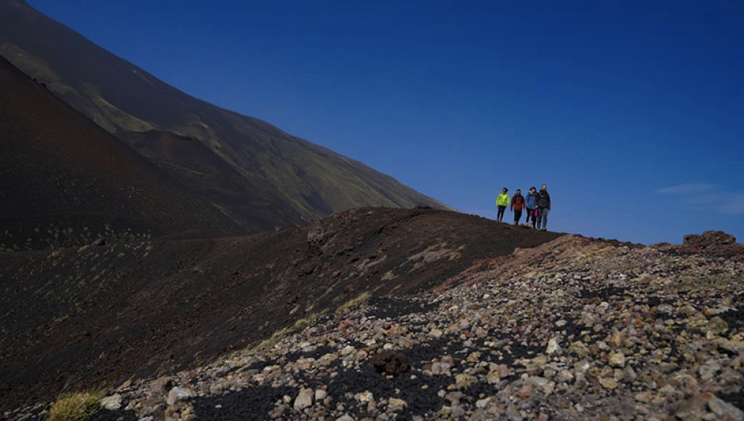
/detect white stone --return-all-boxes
[388,398,407,411]
[355,391,374,403]
[709,397,744,421]
[546,338,560,354]
[527,376,554,395]
[100,394,122,410]
[598,377,618,389]
[293,387,314,411]
[166,387,193,406]
[609,353,626,368]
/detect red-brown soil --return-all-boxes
[0,207,562,411]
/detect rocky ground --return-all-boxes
[0,207,560,411]
[5,232,744,421]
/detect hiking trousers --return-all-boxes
[537,208,549,230]
[497,206,506,222]
[513,209,522,224]
[525,208,535,226]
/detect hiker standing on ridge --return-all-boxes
[525,187,538,228]
[536,184,551,231]
[510,189,525,226]
[496,187,510,222]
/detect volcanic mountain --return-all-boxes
[0,56,242,250]
[0,0,447,235]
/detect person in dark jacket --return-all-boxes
[535,184,551,231]
[525,187,538,228]
[510,189,525,226]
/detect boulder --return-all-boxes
[166,387,193,406]
[100,394,122,410]
[370,351,408,376]
[293,387,314,411]
[682,231,742,257]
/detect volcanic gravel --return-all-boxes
[5,231,744,421]
[0,207,561,411]
[191,386,295,421]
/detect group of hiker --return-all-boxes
[496,184,551,230]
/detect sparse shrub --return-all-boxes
[250,312,324,351]
[335,291,371,315]
[48,391,103,421]
[675,275,740,293]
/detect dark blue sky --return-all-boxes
[30,0,744,244]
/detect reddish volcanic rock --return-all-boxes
[682,231,742,257]
[370,351,409,376]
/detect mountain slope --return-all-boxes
[0,207,561,411]
[0,0,448,232]
[4,220,744,419]
[0,56,242,250]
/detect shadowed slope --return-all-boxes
[0,56,242,250]
[0,0,448,232]
[119,129,301,231]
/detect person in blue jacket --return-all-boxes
[525,187,538,228]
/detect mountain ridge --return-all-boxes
[2,219,742,419]
[0,207,561,412]
[0,0,449,234]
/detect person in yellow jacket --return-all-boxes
[496,187,510,222]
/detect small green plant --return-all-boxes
[48,390,103,421]
[249,312,324,351]
[675,275,740,293]
[335,291,371,315]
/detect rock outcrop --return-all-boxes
[681,231,743,257]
